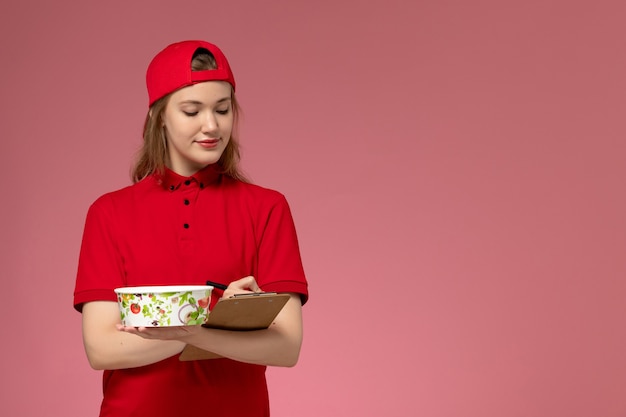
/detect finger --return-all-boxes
[239,275,261,292]
[222,276,262,299]
[116,324,137,333]
[227,276,260,292]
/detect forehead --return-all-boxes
[169,81,232,104]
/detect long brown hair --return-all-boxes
[131,49,248,183]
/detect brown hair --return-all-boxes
[131,49,248,183]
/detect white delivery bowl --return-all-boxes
[114,285,213,327]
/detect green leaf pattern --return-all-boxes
[116,289,211,327]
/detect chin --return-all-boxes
[202,157,222,166]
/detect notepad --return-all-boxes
[179,293,290,361]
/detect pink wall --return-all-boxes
[2,1,625,416]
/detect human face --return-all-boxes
[162,81,233,176]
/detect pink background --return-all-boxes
[1,1,625,416]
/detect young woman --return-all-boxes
[73,40,309,417]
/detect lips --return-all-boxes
[195,138,220,148]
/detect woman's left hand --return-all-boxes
[222,275,262,299]
[117,323,203,341]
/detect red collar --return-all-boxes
[155,165,221,191]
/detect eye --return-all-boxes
[216,108,230,115]
[183,111,199,117]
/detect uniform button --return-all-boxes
[184,199,190,205]
[183,223,190,229]
[169,185,175,191]
[199,183,204,189]
[184,180,191,186]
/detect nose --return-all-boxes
[201,112,219,135]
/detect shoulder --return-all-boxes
[87,178,153,213]
[220,179,295,223]
[223,178,288,206]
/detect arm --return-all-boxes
[82,301,186,370]
[119,277,304,367]
[183,292,303,367]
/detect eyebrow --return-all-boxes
[179,97,232,105]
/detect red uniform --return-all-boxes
[74,165,308,416]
